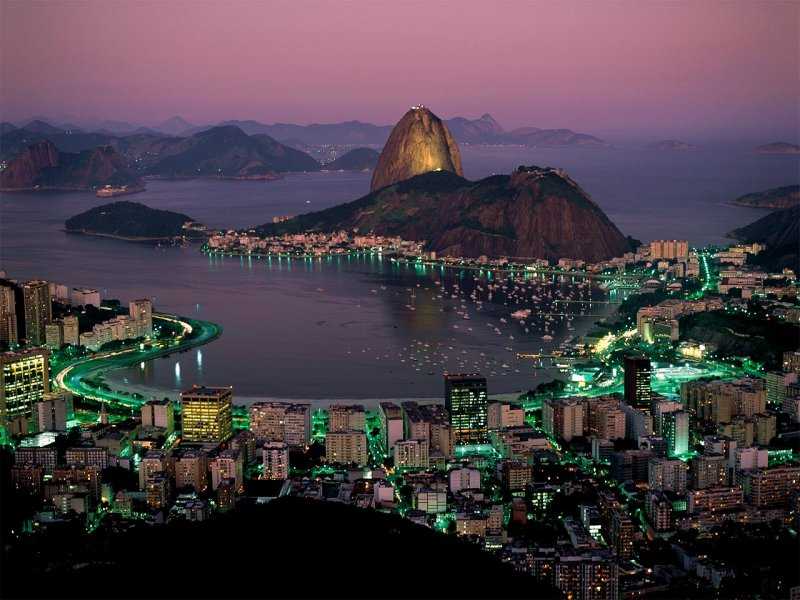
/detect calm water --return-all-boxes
[1,146,796,402]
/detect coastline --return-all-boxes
[63,228,179,243]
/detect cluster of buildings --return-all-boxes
[205,230,428,259]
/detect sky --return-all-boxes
[1,0,798,141]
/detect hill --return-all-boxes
[755,142,800,155]
[64,201,193,240]
[729,205,799,271]
[0,140,141,191]
[324,147,379,171]
[730,185,799,209]
[259,165,631,262]
[1,497,550,599]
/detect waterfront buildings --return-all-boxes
[180,385,233,444]
[128,299,153,336]
[325,430,367,465]
[249,401,311,447]
[328,404,365,433]
[22,280,51,346]
[444,374,488,446]
[379,402,404,454]
[0,348,50,429]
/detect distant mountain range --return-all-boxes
[5,113,610,148]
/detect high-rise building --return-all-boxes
[393,438,429,469]
[328,404,365,433]
[173,450,208,492]
[36,391,71,432]
[444,374,488,445]
[44,322,63,349]
[128,299,153,336]
[691,454,728,489]
[209,449,243,491]
[70,288,101,307]
[542,397,584,442]
[22,280,52,346]
[0,284,19,346]
[262,441,289,479]
[0,348,50,429]
[325,430,367,465]
[448,467,481,493]
[611,510,635,559]
[61,315,80,346]
[554,555,619,600]
[139,449,170,490]
[624,355,651,409]
[379,402,404,454]
[740,466,800,508]
[248,401,310,447]
[180,385,233,444]
[662,410,689,458]
[487,402,526,430]
[141,398,175,433]
[687,487,744,514]
[648,457,688,494]
[650,239,689,260]
[402,401,453,458]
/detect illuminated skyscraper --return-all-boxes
[22,280,52,346]
[180,385,233,443]
[624,355,651,409]
[444,373,488,445]
[0,348,50,429]
[0,284,18,346]
[128,299,153,336]
[663,410,689,458]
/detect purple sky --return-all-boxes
[1,1,798,140]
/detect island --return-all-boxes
[647,140,697,151]
[754,141,800,155]
[730,184,799,209]
[65,201,205,242]
[322,147,379,171]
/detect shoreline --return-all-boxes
[63,229,179,243]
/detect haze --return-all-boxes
[1,0,798,142]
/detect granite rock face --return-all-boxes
[370,106,463,192]
[0,140,59,188]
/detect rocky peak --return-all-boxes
[370,106,463,192]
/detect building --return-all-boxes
[784,351,800,374]
[740,467,800,508]
[36,391,71,432]
[325,430,367,465]
[22,280,51,345]
[145,474,170,509]
[648,458,688,494]
[555,554,619,600]
[610,449,653,483]
[70,287,101,307]
[0,348,50,429]
[687,487,744,514]
[650,239,689,260]
[394,438,429,469]
[501,460,532,491]
[61,314,79,346]
[449,467,481,493]
[44,322,63,349]
[249,401,311,447]
[444,373,488,445]
[624,355,651,409]
[663,410,689,458]
[139,449,170,490]
[414,488,447,514]
[621,403,653,441]
[141,398,174,433]
[0,284,18,346]
[487,402,526,430]
[379,402,404,454]
[262,441,289,480]
[327,404,365,433]
[589,400,626,441]
[128,299,153,336]
[174,450,208,492]
[691,454,728,489]
[65,446,108,470]
[611,510,635,559]
[180,385,233,444]
[646,491,673,532]
[209,449,243,491]
[542,397,584,442]
[402,401,453,458]
[14,446,57,474]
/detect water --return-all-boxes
[1,146,796,402]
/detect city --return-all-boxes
[1,2,799,600]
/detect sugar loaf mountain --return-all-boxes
[260,106,631,262]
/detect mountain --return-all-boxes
[731,185,799,209]
[142,125,320,177]
[155,116,194,135]
[21,119,64,134]
[647,140,697,151]
[323,147,380,171]
[260,165,631,262]
[729,205,799,271]
[444,113,504,143]
[0,122,17,134]
[0,140,141,191]
[371,106,463,192]
[755,142,800,155]
[95,120,144,134]
[65,201,193,240]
